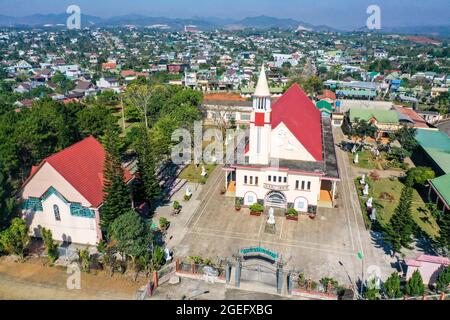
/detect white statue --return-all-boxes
[351,144,357,154]
[375,149,380,157]
[267,208,276,225]
[366,197,373,208]
[164,248,172,262]
[370,208,377,221]
[201,165,207,177]
[185,187,192,197]
[360,174,366,185]
[363,184,369,196]
[354,153,359,164]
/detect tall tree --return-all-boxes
[405,269,425,296]
[135,125,161,205]
[392,125,418,152]
[436,266,450,293]
[0,167,15,231]
[384,185,415,256]
[100,126,131,233]
[352,119,377,149]
[124,82,152,128]
[383,272,403,299]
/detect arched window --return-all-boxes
[53,204,61,221]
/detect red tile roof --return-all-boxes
[393,106,429,128]
[271,84,323,161]
[22,136,132,208]
[317,89,336,101]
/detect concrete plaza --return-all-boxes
[168,127,395,286]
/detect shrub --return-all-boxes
[78,248,91,273]
[249,203,264,213]
[286,208,298,217]
[173,201,182,210]
[159,217,170,230]
[0,218,30,260]
[184,194,192,201]
[41,227,59,264]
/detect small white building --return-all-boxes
[20,136,133,245]
[225,65,340,213]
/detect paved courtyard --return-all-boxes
[168,127,396,287]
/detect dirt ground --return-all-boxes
[0,256,146,300]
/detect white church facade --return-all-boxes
[224,65,340,213]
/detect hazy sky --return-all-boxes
[0,0,449,29]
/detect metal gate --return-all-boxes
[240,260,278,287]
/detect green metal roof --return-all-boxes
[415,129,450,174]
[430,174,450,206]
[349,109,399,124]
[316,100,333,113]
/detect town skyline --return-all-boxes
[0,0,449,30]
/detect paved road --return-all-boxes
[333,127,395,282]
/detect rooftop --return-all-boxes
[415,129,450,174]
[349,109,399,124]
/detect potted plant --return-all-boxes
[308,206,317,220]
[220,186,227,195]
[172,201,182,215]
[184,194,192,201]
[249,203,264,216]
[286,208,299,221]
[159,217,170,231]
[235,198,242,211]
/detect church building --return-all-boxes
[225,65,340,213]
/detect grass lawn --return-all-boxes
[348,150,380,170]
[355,177,440,239]
[179,163,217,183]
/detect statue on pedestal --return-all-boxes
[267,208,275,225]
[363,184,369,196]
[360,174,366,185]
[354,153,359,164]
[366,197,373,208]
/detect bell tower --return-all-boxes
[248,64,272,165]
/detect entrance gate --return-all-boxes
[233,246,284,294]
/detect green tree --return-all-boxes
[40,227,59,263]
[436,266,450,293]
[351,119,377,149]
[365,278,381,300]
[78,248,91,273]
[124,83,152,128]
[405,269,425,296]
[100,126,131,233]
[406,167,435,187]
[435,209,450,256]
[0,218,29,259]
[0,168,15,230]
[384,272,403,299]
[108,210,151,280]
[134,125,161,204]
[392,126,418,152]
[384,186,415,256]
[76,105,118,138]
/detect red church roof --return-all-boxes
[271,84,323,161]
[22,136,133,208]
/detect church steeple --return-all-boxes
[253,64,271,112]
[249,63,272,165]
